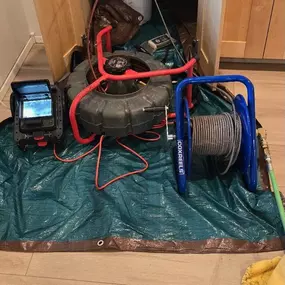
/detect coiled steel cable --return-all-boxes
[191,91,242,175]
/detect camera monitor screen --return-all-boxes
[22,99,52,119]
[16,83,50,95]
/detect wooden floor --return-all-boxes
[0,44,284,285]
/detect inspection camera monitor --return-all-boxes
[11,80,64,150]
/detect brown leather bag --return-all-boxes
[94,0,144,46]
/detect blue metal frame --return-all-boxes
[175,75,257,194]
[184,97,192,178]
[234,95,252,182]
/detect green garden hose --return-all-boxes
[258,128,285,232]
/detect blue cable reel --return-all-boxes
[174,75,257,194]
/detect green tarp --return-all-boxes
[0,87,284,253]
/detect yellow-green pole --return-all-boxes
[258,129,285,232]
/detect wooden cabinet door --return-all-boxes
[221,0,274,59]
[34,0,90,81]
[263,0,285,59]
[196,0,226,75]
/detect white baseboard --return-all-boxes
[0,36,36,101]
[35,35,43,44]
[30,32,43,44]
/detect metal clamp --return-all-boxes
[165,106,175,141]
[143,106,176,141]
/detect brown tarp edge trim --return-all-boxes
[0,236,284,253]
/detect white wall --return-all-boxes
[21,0,42,37]
[0,0,30,87]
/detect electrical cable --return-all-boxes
[53,141,100,163]
[152,120,174,129]
[152,120,166,129]
[95,136,149,190]
[132,131,161,142]
[153,0,186,65]
[54,129,163,191]
[87,0,99,82]
[87,0,106,93]
[152,112,176,129]
[95,130,162,190]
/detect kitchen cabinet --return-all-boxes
[197,0,285,75]
[221,0,275,59]
[34,0,90,81]
[263,0,285,59]
[34,0,285,79]
[196,0,226,75]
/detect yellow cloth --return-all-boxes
[268,256,285,285]
[242,256,285,285]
